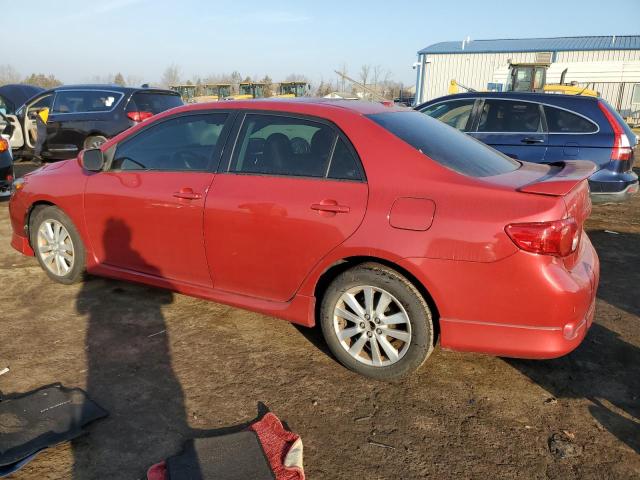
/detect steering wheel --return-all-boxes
[172,150,207,170]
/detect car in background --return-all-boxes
[3,85,183,161]
[9,99,598,379]
[416,92,638,203]
[0,136,12,197]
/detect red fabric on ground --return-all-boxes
[249,413,305,480]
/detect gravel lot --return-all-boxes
[1,161,639,479]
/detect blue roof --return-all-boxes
[419,36,640,55]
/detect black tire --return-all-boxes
[30,206,86,284]
[320,262,434,380]
[83,135,107,150]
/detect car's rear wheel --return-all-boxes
[83,135,107,150]
[30,206,85,284]
[320,262,434,380]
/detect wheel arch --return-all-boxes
[312,255,441,341]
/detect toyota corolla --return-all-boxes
[9,99,599,379]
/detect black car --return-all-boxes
[3,85,183,161]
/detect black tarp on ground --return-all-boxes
[166,431,274,480]
[0,384,108,470]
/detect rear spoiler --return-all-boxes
[517,161,596,196]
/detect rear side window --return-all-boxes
[544,106,597,133]
[128,92,183,114]
[368,111,519,177]
[419,99,475,131]
[478,100,542,133]
[229,113,362,180]
[52,90,122,113]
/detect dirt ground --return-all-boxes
[1,162,639,479]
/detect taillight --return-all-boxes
[6,174,13,182]
[0,138,8,152]
[505,218,580,257]
[127,111,154,122]
[598,102,632,161]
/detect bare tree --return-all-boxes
[0,64,20,86]
[261,75,273,97]
[161,64,181,87]
[359,64,371,87]
[23,73,62,89]
[337,63,348,92]
[113,73,125,86]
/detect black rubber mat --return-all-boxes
[167,430,274,480]
[0,384,108,467]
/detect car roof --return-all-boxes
[418,91,599,106]
[40,84,178,95]
[172,97,408,116]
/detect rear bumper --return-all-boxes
[401,233,599,359]
[590,181,639,204]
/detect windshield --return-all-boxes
[367,111,520,177]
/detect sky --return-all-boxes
[2,0,639,88]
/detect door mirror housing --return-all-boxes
[81,148,105,171]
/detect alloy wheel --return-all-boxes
[37,219,75,277]
[333,285,412,367]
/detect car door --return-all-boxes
[83,112,233,288]
[470,98,548,162]
[47,89,124,158]
[542,104,601,163]
[418,98,478,132]
[204,112,368,302]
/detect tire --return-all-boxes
[30,206,86,284]
[83,135,107,150]
[320,262,434,380]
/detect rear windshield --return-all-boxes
[128,92,183,114]
[367,111,520,177]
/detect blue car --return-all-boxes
[416,92,638,203]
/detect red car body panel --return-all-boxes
[8,99,600,359]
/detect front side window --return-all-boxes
[419,99,475,131]
[52,90,122,114]
[477,100,542,133]
[544,106,597,133]
[112,113,228,171]
[229,114,360,179]
[26,94,53,117]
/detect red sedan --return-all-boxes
[9,99,599,379]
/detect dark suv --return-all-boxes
[3,85,182,161]
[416,92,638,203]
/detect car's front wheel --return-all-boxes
[30,206,86,284]
[320,262,434,380]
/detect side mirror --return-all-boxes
[81,148,105,171]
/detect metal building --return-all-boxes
[414,36,640,118]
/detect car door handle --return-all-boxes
[311,201,350,214]
[521,137,545,144]
[173,189,202,200]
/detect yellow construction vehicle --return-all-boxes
[274,81,309,98]
[227,82,266,100]
[192,84,232,103]
[169,84,198,103]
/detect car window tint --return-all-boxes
[230,114,336,177]
[52,90,122,113]
[128,92,183,114]
[367,111,519,178]
[478,100,542,133]
[328,138,362,180]
[113,113,228,171]
[420,99,475,131]
[543,106,596,133]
